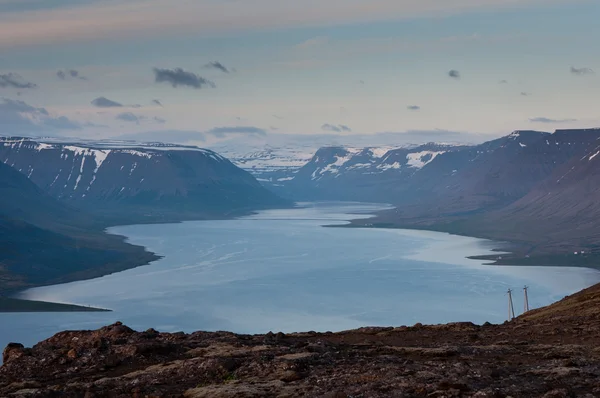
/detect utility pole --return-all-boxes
[507,289,515,321]
[523,286,530,313]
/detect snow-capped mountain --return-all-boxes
[0,137,286,221]
[256,129,600,213]
[263,143,464,201]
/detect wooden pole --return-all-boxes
[507,289,515,320]
[523,286,530,313]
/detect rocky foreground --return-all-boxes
[3,285,600,398]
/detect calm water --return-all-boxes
[2,202,600,350]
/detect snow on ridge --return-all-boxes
[589,151,600,161]
[368,147,393,158]
[406,151,445,169]
[117,149,155,159]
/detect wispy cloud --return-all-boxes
[322,123,352,132]
[91,96,123,108]
[153,116,166,124]
[56,69,87,80]
[448,70,460,79]
[520,92,531,96]
[570,66,595,76]
[203,61,230,73]
[153,67,215,89]
[407,105,421,111]
[207,126,267,138]
[151,99,163,107]
[0,73,37,89]
[529,117,577,123]
[499,80,509,84]
[272,114,284,120]
[296,36,329,49]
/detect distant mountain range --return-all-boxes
[228,128,600,259]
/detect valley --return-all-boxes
[0,138,290,306]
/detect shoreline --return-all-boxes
[6,201,598,313]
[0,204,296,313]
[0,297,111,313]
[339,217,600,271]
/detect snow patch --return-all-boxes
[377,162,401,171]
[406,151,445,169]
[589,151,600,161]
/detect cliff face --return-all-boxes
[3,283,600,397]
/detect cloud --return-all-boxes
[407,105,421,111]
[153,116,166,124]
[499,80,508,84]
[0,0,573,49]
[153,67,215,89]
[322,123,352,132]
[91,96,123,108]
[529,117,577,123]
[116,112,141,123]
[448,70,461,79]
[203,61,230,73]
[0,73,37,89]
[152,99,163,107]
[520,92,531,96]
[272,114,283,119]
[570,66,594,76]
[0,98,48,115]
[56,69,87,80]
[0,97,81,134]
[206,126,267,138]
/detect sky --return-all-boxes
[0,0,599,146]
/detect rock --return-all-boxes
[67,349,78,360]
[278,370,304,382]
[3,343,26,363]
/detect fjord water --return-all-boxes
[3,202,600,349]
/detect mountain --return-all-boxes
[261,128,600,258]
[262,143,463,202]
[0,138,288,223]
[0,161,157,295]
[464,129,600,253]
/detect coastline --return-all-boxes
[0,203,296,313]
[340,215,600,271]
